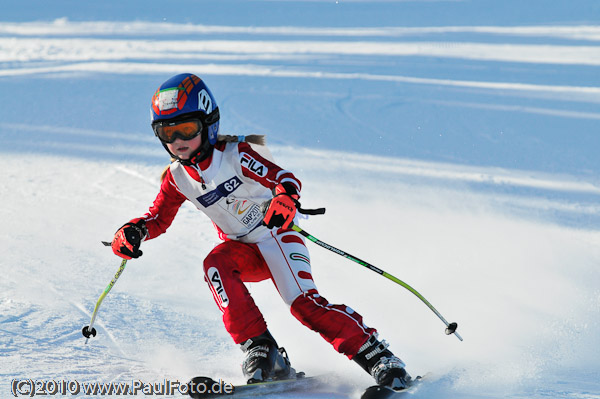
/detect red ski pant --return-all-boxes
[203,229,376,358]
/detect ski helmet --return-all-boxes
[151,73,220,162]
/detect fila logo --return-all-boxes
[240,153,268,177]
[207,267,229,308]
[198,89,212,113]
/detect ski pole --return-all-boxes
[291,224,463,341]
[82,257,128,344]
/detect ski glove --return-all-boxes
[111,218,148,260]
[261,183,300,230]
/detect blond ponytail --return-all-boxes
[160,158,176,182]
[217,134,266,145]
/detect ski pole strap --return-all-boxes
[297,206,326,216]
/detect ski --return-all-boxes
[187,373,322,398]
[361,375,425,399]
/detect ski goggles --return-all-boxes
[153,119,203,143]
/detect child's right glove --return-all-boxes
[111,218,148,259]
[261,183,299,230]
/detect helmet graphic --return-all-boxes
[151,73,220,145]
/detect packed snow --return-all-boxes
[1,1,599,398]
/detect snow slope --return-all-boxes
[1,1,599,398]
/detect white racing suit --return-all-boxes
[137,140,376,357]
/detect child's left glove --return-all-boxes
[261,183,300,229]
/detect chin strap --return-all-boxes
[181,137,213,166]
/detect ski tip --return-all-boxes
[361,385,396,399]
[188,376,234,398]
[101,241,112,247]
[188,376,217,386]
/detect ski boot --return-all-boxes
[353,333,411,390]
[240,330,292,384]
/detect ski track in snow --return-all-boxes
[1,20,600,98]
[1,19,600,41]
[4,37,600,66]
[1,9,600,399]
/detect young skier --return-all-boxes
[111,73,410,389]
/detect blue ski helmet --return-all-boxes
[151,73,220,145]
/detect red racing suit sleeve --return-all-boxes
[237,142,302,195]
[136,167,187,240]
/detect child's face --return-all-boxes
[166,135,203,160]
